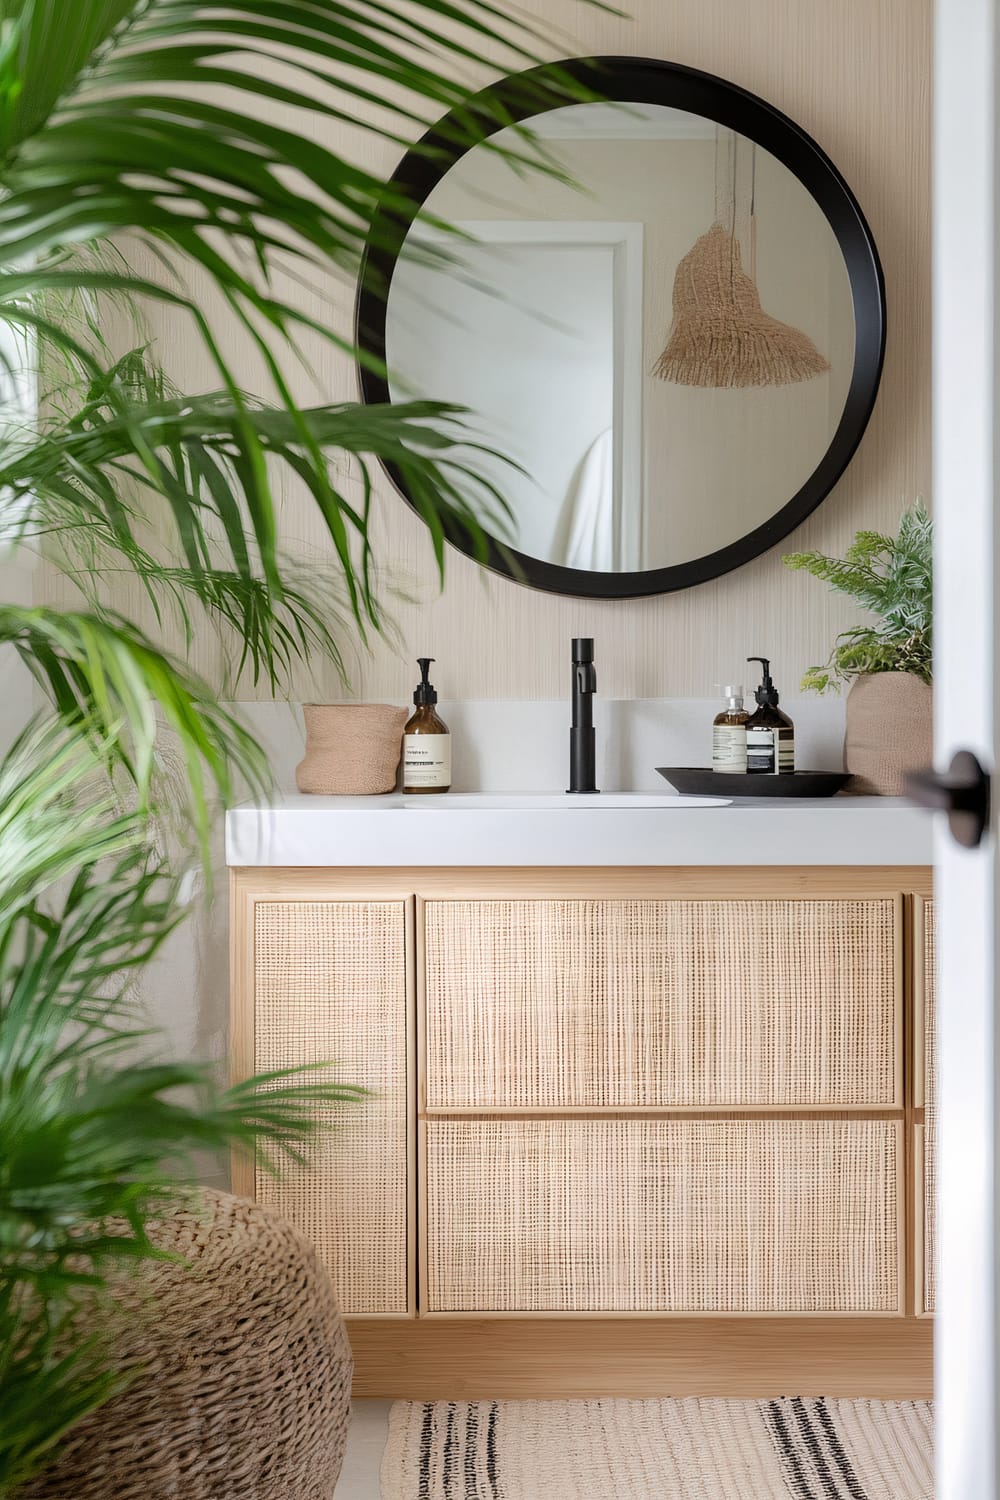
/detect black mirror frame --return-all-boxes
[355,56,887,601]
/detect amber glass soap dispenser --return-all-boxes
[403,658,451,793]
[745,656,795,775]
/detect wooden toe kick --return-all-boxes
[346,1317,934,1401]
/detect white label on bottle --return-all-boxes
[712,724,747,773]
[746,728,794,775]
[403,734,451,789]
[746,726,777,774]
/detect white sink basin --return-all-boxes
[400,792,731,809]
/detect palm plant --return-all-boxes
[0,0,598,825]
[0,0,600,1488]
[0,721,370,1494]
[782,502,933,693]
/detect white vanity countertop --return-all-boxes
[226,792,933,867]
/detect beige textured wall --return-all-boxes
[78,0,931,703]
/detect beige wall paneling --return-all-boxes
[65,0,931,704]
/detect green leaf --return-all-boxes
[784,502,933,690]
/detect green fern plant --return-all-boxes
[782,502,933,693]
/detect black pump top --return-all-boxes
[413,657,438,706]
[747,655,780,706]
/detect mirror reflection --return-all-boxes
[385,102,855,573]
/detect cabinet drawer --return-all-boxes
[424,1118,902,1314]
[423,898,901,1109]
[252,899,410,1315]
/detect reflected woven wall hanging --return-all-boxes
[654,131,831,389]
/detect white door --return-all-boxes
[931,1,1000,1495]
[386,221,644,568]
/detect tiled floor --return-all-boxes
[335,1401,392,1498]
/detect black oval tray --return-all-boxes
[656,767,853,798]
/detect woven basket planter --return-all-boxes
[844,672,933,795]
[296,702,407,795]
[22,1190,353,1500]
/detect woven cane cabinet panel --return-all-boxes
[423,898,901,1109]
[252,899,409,1314]
[423,1118,903,1314]
[917,899,936,1315]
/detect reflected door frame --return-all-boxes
[451,219,645,570]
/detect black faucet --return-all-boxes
[567,637,598,794]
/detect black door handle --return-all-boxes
[905,749,991,849]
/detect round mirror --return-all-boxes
[357,58,886,599]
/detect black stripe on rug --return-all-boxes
[485,1402,501,1500]
[791,1398,843,1500]
[765,1400,819,1500]
[814,1399,870,1500]
[442,1403,457,1499]
[765,1399,872,1500]
[418,1402,434,1500]
[464,1401,479,1500]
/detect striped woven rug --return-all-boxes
[381,1398,933,1500]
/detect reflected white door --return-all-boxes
[934,0,1000,1494]
[387,220,643,568]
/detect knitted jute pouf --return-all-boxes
[23,1190,353,1500]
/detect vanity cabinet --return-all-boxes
[230,865,933,1396]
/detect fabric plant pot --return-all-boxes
[844,672,933,795]
[296,702,408,794]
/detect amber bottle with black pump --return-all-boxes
[403,658,451,793]
[745,656,795,775]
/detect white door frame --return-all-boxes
[933,0,1000,1494]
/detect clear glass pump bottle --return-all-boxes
[712,685,750,772]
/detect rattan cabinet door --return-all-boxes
[423,898,901,1109]
[424,1118,902,1314]
[916,898,936,1315]
[253,899,409,1315]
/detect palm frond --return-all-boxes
[0,720,151,928]
[0,1288,122,1497]
[0,605,271,845]
[6,346,514,632]
[0,1,601,641]
[0,723,368,1304]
